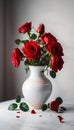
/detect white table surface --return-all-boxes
[0,98,74,130]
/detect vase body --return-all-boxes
[22,66,52,109]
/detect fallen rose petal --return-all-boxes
[16,111,21,118]
[31,110,36,114]
[16,116,20,118]
[57,115,64,123]
[17,111,21,114]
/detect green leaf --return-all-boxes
[55,97,63,105]
[24,65,29,73]
[47,103,50,108]
[15,95,21,103]
[58,106,66,113]
[19,102,29,112]
[8,103,18,110]
[60,106,67,111]
[50,71,56,78]
[41,104,48,111]
[21,40,28,43]
[36,39,41,43]
[30,33,37,40]
[15,39,21,45]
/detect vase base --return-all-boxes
[27,102,43,109]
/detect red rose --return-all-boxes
[22,41,41,61]
[40,33,57,44]
[46,42,64,57]
[12,60,20,68]
[50,100,59,111]
[18,22,32,33]
[11,48,23,67]
[36,24,45,34]
[50,56,64,72]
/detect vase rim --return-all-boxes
[29,65,45,68]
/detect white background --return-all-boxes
[0,0,74,101]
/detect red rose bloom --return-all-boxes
[40,33,57,44]
[22,41,41,61]
[11,22,64,77]
[11,48,23,67]
[12,59,20,68]
[18,22,32,33]
[46,42,64,57]
[36,24,45,35]
[50,56,64,72]
[50,100,59,111]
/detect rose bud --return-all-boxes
[36,24,45,35]
[18,22,32,33]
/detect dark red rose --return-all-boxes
[50,56,64,72]
[36,24,45,35]
[22,41,41,61]
[40,33,57,44]
[46,42,64,57]
[50,100,59,111]
[11,48,23,67]
[18,22,32,33]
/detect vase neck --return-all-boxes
[29,66,45,79]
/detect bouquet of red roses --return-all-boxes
[11,22,64,78]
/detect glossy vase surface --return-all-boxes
[22,66,52,109]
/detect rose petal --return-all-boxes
[31,110,36,114]
[57,115,64,123]
[16,111,21,118]
[16,116,20,118]
[17,111,21,114]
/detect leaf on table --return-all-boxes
[15,95,21,103]
[19,102,29,112]
[41,104,48,111]
[8,103,18,110]
[55,97,63,105]
[58,106,66,113]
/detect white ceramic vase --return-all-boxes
[22,66,52,109]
